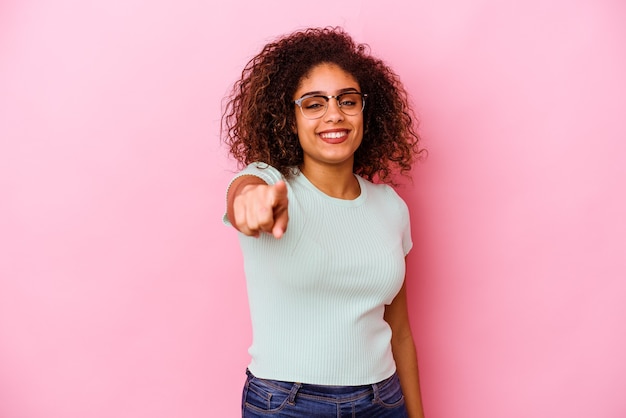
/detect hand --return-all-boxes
[232,181,289,239]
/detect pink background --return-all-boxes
[1,1,625,417]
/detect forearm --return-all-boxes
[392,334,425,418]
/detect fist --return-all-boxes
[232,180,289,239]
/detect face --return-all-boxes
[293,63,364,173]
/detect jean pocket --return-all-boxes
[243,376,291,414]
[374,373,406,409]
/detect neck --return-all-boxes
[300,161,360,199]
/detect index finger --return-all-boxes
[269,181,288,207]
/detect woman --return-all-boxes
[222,27,425,417]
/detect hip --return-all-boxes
[242,369,408,417]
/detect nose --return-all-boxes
[324,97,344,123]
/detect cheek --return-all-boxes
[354,118,364,137]
[294,117,316,137]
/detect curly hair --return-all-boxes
[221,27,423,183]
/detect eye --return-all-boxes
[339,93,360,108]
[302,97,327,111]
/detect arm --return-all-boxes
[384,279,425,418]
[226,175,289,238]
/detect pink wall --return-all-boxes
[1,1,624,417]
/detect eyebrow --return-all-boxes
[297,87,360,99]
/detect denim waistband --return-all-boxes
[245,369,395,398]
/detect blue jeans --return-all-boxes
[242,369,408,417]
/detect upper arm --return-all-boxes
[384,279,413,343]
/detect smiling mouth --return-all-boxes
[319,130,349,142]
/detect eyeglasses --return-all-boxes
[294,92,367,120]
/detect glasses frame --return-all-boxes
[294,92,368,120]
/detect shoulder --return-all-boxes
[233,162,287,185]
[359,176,409,212]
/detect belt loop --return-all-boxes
[288,382,302,405]
[371,381,381,403]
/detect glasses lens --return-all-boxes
[337,93,364,116]
[300,96,328,119]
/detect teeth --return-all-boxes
[320,131,346,139]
